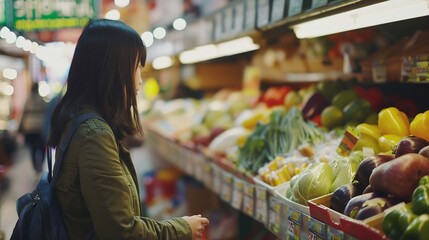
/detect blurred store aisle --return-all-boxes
[0,144,39,240]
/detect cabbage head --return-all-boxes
[289,163,334,205]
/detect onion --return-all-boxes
[419,145,429,159]
[353,154,395,191]
[394,135,429,158]
[330,182,362,214]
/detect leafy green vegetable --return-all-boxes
[238,107,326,175]
[288,163,334,205]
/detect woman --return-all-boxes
[49,19,208,239]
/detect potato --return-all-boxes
[369,153,429,201]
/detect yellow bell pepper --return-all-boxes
[356,123,381,140]
[378,134,402,153]
[242,112,263,129]
[378,107,410,137]
[410,110,429,142]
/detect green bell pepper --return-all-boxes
[382,206,416,240]
[401,214,429,240]
[412,184,429,215]
[419,176,429,186]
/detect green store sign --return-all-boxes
[0,0,5,26]
[3,0,99,31]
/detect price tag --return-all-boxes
[255,185,268,224]
[185,150,194,176]
[234,2,245,33]
[212,166,222,194]
[309,217,326,240]
[202,164,212,188]
[327,226,344,240]
[288,0,303,16]
[268,196,282,234]
[231,178,244,210]
[194,155,204,181]
[245,0,257,30]
[415,57,429,81]
[214,12,223,41]
[287,208,302,240]
[221,172,233,203]
[271,0,286,23]
[257,0,270,28]
[337,128,358,157]
[243,183,255,216]
[372,60,387,83]
[312,0,328,8]
[224,6,234,36]
[279,203,289,240]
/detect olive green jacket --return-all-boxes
[54,114,191,240]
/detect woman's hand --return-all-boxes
[182,214,209,240]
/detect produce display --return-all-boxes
[143,80,429,239]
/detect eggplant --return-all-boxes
[301,92,330,121]
[355,197,400,220]
[419,145,429,159]
[363,185,373,194]
[394,135,429,158]
[344,192,384,218]
[353,154,395,191]
[330,182,363,213]
[369,153,429,201]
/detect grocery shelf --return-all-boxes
[144,127,386,240]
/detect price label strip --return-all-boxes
[221,172,233,203]
[232,178,244,210]
[194,155,203,182]
[255,186,268,224]
[308,217,326,240]
[257,0,270,27]
[271,0,285,23]
[212,166,222,194]
[288,0,303,16]
[185,150,194,176]
[268,196,282,235]
[287,208,302,240]
[234,2,245,33]
[202,164,212,188]
[243,183,255,217]
[245,0,257,30]
[327,226,344,240]
[312,0,328,8]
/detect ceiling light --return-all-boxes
[114,0,129,8]
[153,27,166,40]
[173,18,187,31]
[105,9,120,20]
[3,68,17,80]
[293,0,429,39]
[152,56,174,70]
[141,31,154,47]
[0,26,9,38]
[2,85,14,96]
[15,36,25,48]
[23,39,32,51]
[5,31,17,44]
[179,37,259,64]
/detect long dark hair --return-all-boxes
[49,19,146,147]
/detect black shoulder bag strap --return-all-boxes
[47,112,105,184]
